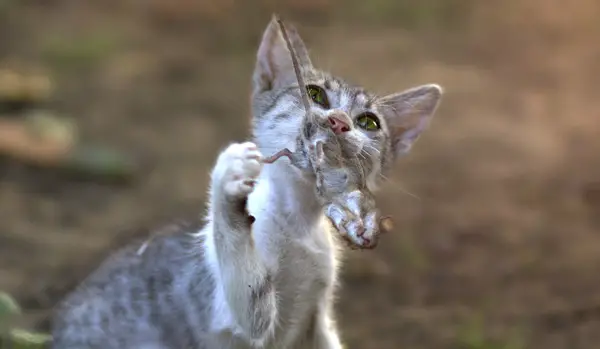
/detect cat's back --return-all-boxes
[51,220,216,349]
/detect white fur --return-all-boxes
[200,141,343,349]
[193,16,443,349]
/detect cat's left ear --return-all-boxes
[253,15,313,94]
[378,84,443,157]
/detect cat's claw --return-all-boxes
[217,142,264,199]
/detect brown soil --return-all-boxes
[1,1,600,348]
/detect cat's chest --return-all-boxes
[274,230,337,322]
[280,234,334,285]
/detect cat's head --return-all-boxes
[251,16,442,191]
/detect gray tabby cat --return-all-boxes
[51,16,442,349]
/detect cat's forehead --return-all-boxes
[304,70,377,107]
[304,70,369,94]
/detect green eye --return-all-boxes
[306,85,329,108]
[356,112,381,131]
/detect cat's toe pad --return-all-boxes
[218,142,263,198]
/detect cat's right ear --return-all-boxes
[253,15,313,94]
[379,84,443,157]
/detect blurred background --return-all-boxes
[1,0,600,348]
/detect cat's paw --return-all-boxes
[215,142,263,199]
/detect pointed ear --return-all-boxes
[379,84,443,157]
[252,15,313,95]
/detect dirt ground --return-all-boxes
[1,1,600,348]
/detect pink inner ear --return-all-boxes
[253,19,285,93]
[259,27,279,82]
[394,126,408,137]
[265,27,280,78]
[393,120,419,140]
[388,102,435,146]
[391,120,427,155]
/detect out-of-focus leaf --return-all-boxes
[0,69,53,105]
[25,111,78,146]
[65,144,139,182]
[0,292,21,319]
[9,328,52,349]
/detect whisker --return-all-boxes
[379,173,421,201]
[362,144,381,157]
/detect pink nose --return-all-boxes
[328,115,351,134]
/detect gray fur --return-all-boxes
[51,15,443,349]
[52,222,215,349]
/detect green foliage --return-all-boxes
[0,0,16,29]
[0,292,21,319]
[0,0,14,16]
[6,329,52,349]
[41,30,121,71]
[456,313,527,349]
[0,292,52,349]
[397,232,429,272]
[66,144,139,183]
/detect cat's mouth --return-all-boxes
[262,113,390,249]
[263,112,364,178]
[262,120,352,174]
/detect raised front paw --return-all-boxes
[214,142,263,199]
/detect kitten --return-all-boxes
[50,16,442,349]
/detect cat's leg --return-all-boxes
[312,307,344,349]
[313,319,343,349]
[207,142,277,345]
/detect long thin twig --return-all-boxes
[265,16,394,246]
[261,15,309,166]
[274,15,311,115]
